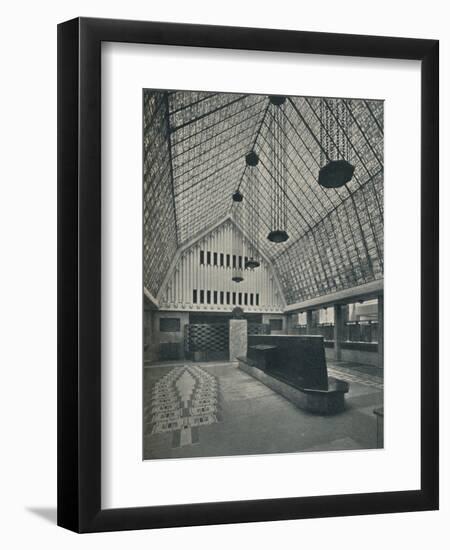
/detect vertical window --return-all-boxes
[244,293,248,305]
[238,256,242,269]
[213,252,218,266]
[232,292,236,305]
[200,290,204,304]
[226,292,230,304]
[238,292,242,305]
[256,293,260,306]
[232,255,236,269]
[207,251,211,265]
[207,290,211,304]
[193,289,197,303]
[200,250,204,265]
[250,293,254,306]
[220,291,224,304]
[220,253,224,267]
[226,254,230,268]
[244,257,248,269]
[213,290,218,304]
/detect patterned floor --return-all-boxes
[147,365,222,448]
[143,361,383,460]
[327,364,384,390]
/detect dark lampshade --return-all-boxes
[268,95,286,106]
[268,230,289,243]
[318,160,355,189]
[245,151,259,166]
[245,258,260,269]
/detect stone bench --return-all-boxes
[238,334,349,415]
[247,344,278,370]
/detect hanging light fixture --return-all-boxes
[318,98,354,189]
[231,225,244,283]
[244,166,261,269]
[232,190,243,202]
[245,150,259,167]
[267,95,289,243]
[231,192,244,283]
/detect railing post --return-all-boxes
[333,304,344,361]
[378,294,384,368]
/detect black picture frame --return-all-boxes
[57,17,439,533]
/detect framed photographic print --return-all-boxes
[57,17,439,532]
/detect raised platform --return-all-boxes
[238,358,349,415]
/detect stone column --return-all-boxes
[287,314,297,335]
[306,310,314,334]
[378,294,384,369]
[229,319,248,362]
[333,304,344,361]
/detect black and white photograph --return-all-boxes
[143,90,384,460]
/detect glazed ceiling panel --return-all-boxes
[143,89,384,303]
[143,91,178,297]
[169,92,268,243]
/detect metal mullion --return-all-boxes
[288,98,353,211]
[280,106,341,210]
[234,188,273,247]
[262,113,329,221]
[143,155,171,187]
[363,99,384,135]
[328,208,357,286]
[370,171,384,219]
[345,99,384,168]
[162,93,180,246]
[304,97,376,277]
[256,155,312,234]
[173,92,241,125]
[173,153,242,198]
[303,97,372,188]
[143,94,167,135]
[169,92,218,116]
[171,108,263,160]
[170,94,249,133]
[338,98,383,172]
[352,174,383,270]
[173,125,256,181]
[258,125,319,228]
[176,162,241,206]
[311,229,336,292]
[303,238,322,296]
[273,169,382,275]
[176,162,239,205]
[171,97,266,148]
[314,215,343,291]
[234,99,271,198]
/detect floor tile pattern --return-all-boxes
[327,365,384,390]
[149,365,221,447]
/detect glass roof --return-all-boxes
[143,89,383,304]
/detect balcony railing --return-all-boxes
[315,323,334,341]
[294,320,379,343]
[344,320,378,343]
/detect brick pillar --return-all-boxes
[378,294,384,368]
[333,304,344,361]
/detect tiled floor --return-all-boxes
[327,361,384,390]
[143,361,383,460]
